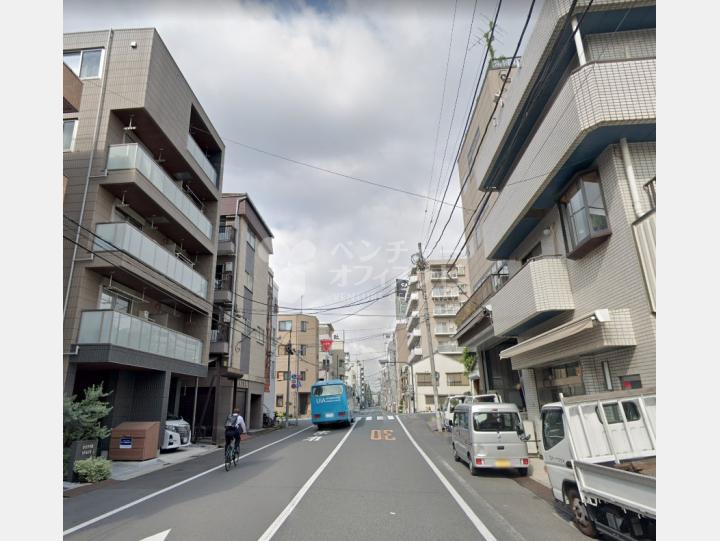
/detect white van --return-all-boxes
[451,402,530,476]
[441,395,468,430]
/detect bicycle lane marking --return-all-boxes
[258,421,357,541]
[63,425,314,537]
[395,416,498,541]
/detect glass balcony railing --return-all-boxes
[438,342,462,354]
[186,134,219,186]
[77,310,203,364]
[94,222,209,299]
[106,144,213,239]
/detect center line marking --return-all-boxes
[258,422,357,540]
[377,416,384,421]
[395,416,498,541]
[63,425,314,537]
[365,416,372,421]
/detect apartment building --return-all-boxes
[63,28,224,448]
[405,260,471,411]
[63,62,82,195]
[454,1,656,431]
[275,314,320,418]
[318,324,347,381]
[394,322,412,412]
[194,193,274,439]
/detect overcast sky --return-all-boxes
[65,0,537,380]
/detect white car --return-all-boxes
[162,414,191,450]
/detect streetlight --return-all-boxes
[379,359,415,414]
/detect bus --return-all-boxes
[310,380,355,428]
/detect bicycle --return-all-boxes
[224,442,239,471]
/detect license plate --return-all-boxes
[325,413,334,418]
[495,459,511,468]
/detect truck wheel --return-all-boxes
[452,445,460,462]
[566,487,597,538]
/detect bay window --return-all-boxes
[560,171,611,258]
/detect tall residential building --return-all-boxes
[63,29,224,448]
[197,193,274,439]
[405,260,471,411]
[275,314,320,418]
[63,61,82,195]
[454,1,656,433]
[394,322,412,412]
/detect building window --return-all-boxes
[63,48,104,79]
[245,271,253,292]
[299,345,307,356]
[63,120,78,152]
[455,266,466,277]
[425,394,447,406]
[279,320,292,331]
[416,373,433,386]
[300,371,306,381]
[560,171,611,258]
[255,326,264,345]
[466,126,481,166]
[99,289,132,313]
[301,321,308,332]
[277,371,287,381]
[447,373,469,386]
[620,374,642,390]
[247,229,257,250]
[276,395,283,407]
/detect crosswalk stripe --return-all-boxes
[387,415,395,420]
[365,416,372,421]
[377,416,384,421]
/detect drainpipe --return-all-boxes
[64,29,114,319]
[570,17,587,66]
[619,138,644,219]
[227,197,241,369]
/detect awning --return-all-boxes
[500,309,610,360]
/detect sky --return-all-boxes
[64,0,537,383]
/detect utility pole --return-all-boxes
[413,242,443,432]
[284,340,293,422]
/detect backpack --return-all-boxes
[225,413,239,429]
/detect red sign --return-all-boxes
[321,339,333,352]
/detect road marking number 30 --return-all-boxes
[370,429,395,441]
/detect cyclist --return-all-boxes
[224,408,246,455]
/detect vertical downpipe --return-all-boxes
[64,29,114,319]
[620,138,643,219]
[571,16,587,66]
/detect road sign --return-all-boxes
[297,381,302,387]
[291,373,297,380]
[291,383,297,389]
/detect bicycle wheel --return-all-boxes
[224,445,232,472]
[233,447,239,467]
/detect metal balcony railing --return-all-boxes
[106,144,213,239]
[214,273,233,291]
[77,309,203,364]
[218,225,236,242]
[94,222,209,299]
[210,324,230,343]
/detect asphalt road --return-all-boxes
[64,408,587,541]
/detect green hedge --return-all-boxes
[73,457,112,483]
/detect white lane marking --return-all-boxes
[63,425,314,537]
[377,416,384,421]
[258,422,357,540]
[439,459,526,541]
[387,415,395,420]
[304,436,322,442]
[395,416,497,541]
[139,530,171,541]
[365,416,372,421]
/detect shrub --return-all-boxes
[73,457,112,483]
[64,383,113,447]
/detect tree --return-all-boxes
[64,384,113,447]
[462,348,477,375]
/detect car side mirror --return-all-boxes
[520,433,531,442]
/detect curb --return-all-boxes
[63,479,118,498]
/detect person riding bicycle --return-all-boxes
[224,408,246,454]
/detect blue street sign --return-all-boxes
[291,373,297,380]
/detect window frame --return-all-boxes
[63,48,106,80]
[279,320,292,332]
[300,320,308,332]
[446,372,469,387]
[542,408,565,450]
[247,229,257,250]
[558,170,612,259]
[276,395,284,407]
[63,119,79,152]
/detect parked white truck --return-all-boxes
[540,387,656,540]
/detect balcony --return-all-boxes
[105,144,214,246]
[210,324,230,355]
[213,273,234,305]
[407,311,420,331]
[405,276,419,300]
[438,342,463,355]
[187,133,219,186]
[93,222,209,301]
[63,63,82,113]
[76,309,203,367]
[407,328,421,348]
[410,347,423,362]
[434,305,459,317]
[405,292,419,316]
[435,324,457,336]
[431,288,458,299]
[455,270,508,329]
[491,256,574,336]
[217,225,236,255]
